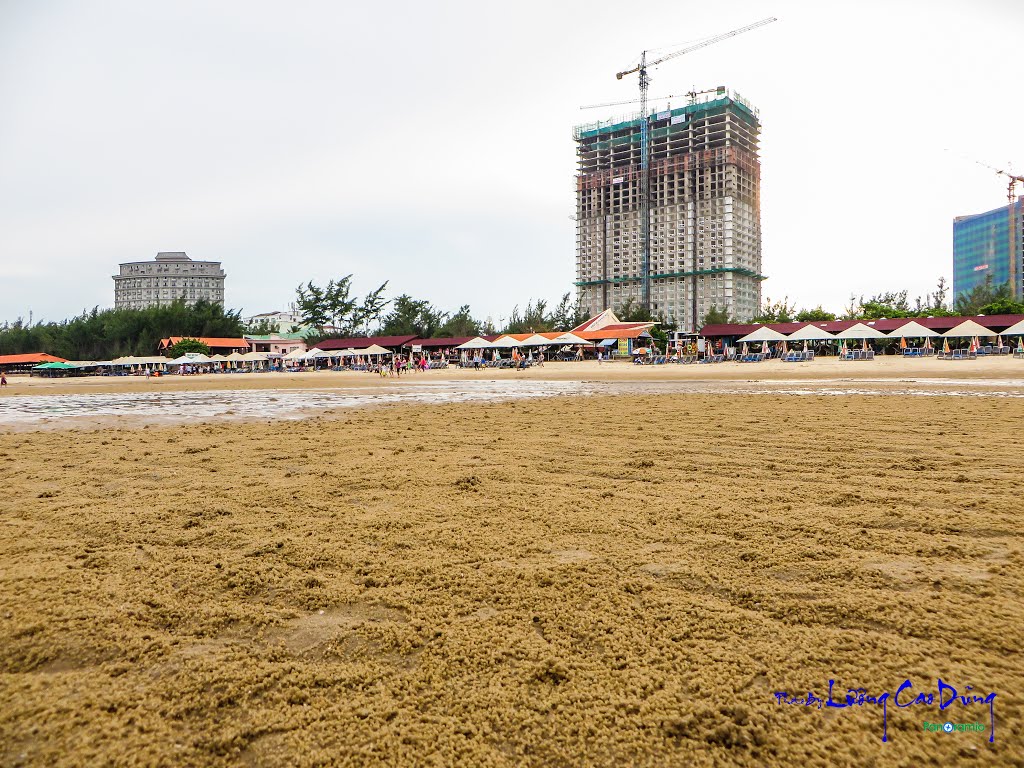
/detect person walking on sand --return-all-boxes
[0,371,7,387]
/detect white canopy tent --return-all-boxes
[997,319,1024,336]
[786,324,837,341]
[547,332,592,345]
[362,344,393,356]
[242,351,270,362]
[282,349,306,361]
[226,351,248,361]
[888,320,941,338]
[166,354,213,366]
[736,327,788,343]
[943,319,996,337]
[111,356,170,366]
[455,337,496,350]
[520,334,554,347]
[834,323,887,339]
[490,336,523,348]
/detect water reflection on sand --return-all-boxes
[2,378,1023,430]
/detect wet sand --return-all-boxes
[4,355,1024,399]
[1,392,1022,766]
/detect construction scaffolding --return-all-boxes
[574,90,764,332]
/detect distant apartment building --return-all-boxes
[953,197,1024,300]
[113,252,226,310]
[243,309,305,333]
[574,89,763,333]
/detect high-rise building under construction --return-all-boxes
[574,90,763,332]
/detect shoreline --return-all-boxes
[3,356,1024,399]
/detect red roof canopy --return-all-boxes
[0,353,68,365]
[316,335,419,351]
[159,337,249,349]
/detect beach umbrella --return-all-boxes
[1018,337,1024,353]
[839,340,847,355]
[741,342,748,356]
[803,340,809,352]
[942,338,950,354]
[781,340,788,354]
[997,334,1003,348]
[900,335,907,351]
[924,336,933,350]
[761,340,768,354]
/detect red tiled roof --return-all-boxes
[159,337,249,349]
[576,328,652,341]
[316,335,420,350]
[0,353,68,365]
[414,337,473,348]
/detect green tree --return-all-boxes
[0,299,244,360]
[295,281,330,330]
[379,295,446,337]
[954,275,1013,315]
[979,296,1024,315]
[295,276,389,336]
[166,338,211,358]
[436,305,481,338]
[357,282,390,335]
[245,318,279,335]
[751,297,796,323]
[795,306,836,322]
[701,306,733,326]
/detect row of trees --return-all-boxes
[0,300,245,360]
[701,277,1024,327]
[7,274,1023,359]
[295,276,589,342]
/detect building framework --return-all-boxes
[574,90,763,332]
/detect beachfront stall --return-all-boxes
[735,327,787,362]
[834,323,886,360]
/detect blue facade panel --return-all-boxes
[952,199,1023,299]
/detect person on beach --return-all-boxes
[0,371,7,387]
[537,350,544,367]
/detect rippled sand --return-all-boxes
[1,394,1021,766]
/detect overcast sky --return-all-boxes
[2,0,1022,325]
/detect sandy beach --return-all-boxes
[3,355,1024,399]
[1,372,1022,765]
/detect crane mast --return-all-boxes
[614,17,776,312]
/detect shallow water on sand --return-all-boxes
[2,378,1023,429]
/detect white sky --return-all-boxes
[2,0,1022,325]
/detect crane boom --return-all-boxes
[612,16,776,311]
[615,17,777,80]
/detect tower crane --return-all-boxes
[972,159,1024,299]
[612,17,776,309]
